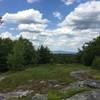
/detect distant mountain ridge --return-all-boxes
[52,51,77,54]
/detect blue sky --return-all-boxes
[0,0,100,52]
[0,0,79,23]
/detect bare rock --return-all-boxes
[70,80,100,89]
[84,80,100,88]
[70,70,89,80]
[66,89,100,100]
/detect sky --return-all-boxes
[0,0,100,52]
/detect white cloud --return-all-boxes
[2,9,48,24]
[53,11,63,20]
[1,1,100,52]
[2,9,49,45]
[61,0,97,5]
[58,1,100,50]
[27,0,39,3]
[1,9,49,48]
[19,31,38,40]
[0,32,14,39]
[18,23,47,32]
[59,1,100,34]
[62,0,75,5]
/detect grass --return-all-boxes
[48,87,91,100]
[8,87,91,100]
[61,87,91,99]
[89,69,100,80]
[0,64,99,92]
[0,64,88,92]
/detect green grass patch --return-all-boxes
[48,87,91,100]
[0,64,98,92]
[8,87,91,100]
[61,87,91,99]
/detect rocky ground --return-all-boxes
[0,70,100,100]
[66,70,100,100]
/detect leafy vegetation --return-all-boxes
[0,38,13,72]
[37,45,52,64]
[0,37,52,72]
[7,37,36,71]
[77,36,100,68]
[92,56,100,69]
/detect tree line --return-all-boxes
[0,36,78,72]
[0,37,52,72]
[0,35,100,73]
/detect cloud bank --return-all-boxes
[0,1,100,52]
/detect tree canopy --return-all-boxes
[0,37,52,72]
[77,36,100,67]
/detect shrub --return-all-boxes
[92,56,100,69]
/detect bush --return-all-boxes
[92,57,100,69]
[77,36,100,66]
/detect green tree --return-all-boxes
[37,45,51,64]
[77,36,100,66]
[8,37,36,70]
[0,38,13,72]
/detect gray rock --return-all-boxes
[32,94,47,100]
[0,90,33,100]
[48,80,58,85]
[0,95,5,100]
[70,81,85,88]
[0,93,6,100]
[66,90,100,100]
[70,80,100,89]
[47,80,59,87]
[84,80,100,88]
[70,70,88,80]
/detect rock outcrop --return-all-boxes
[66,89,100,100]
